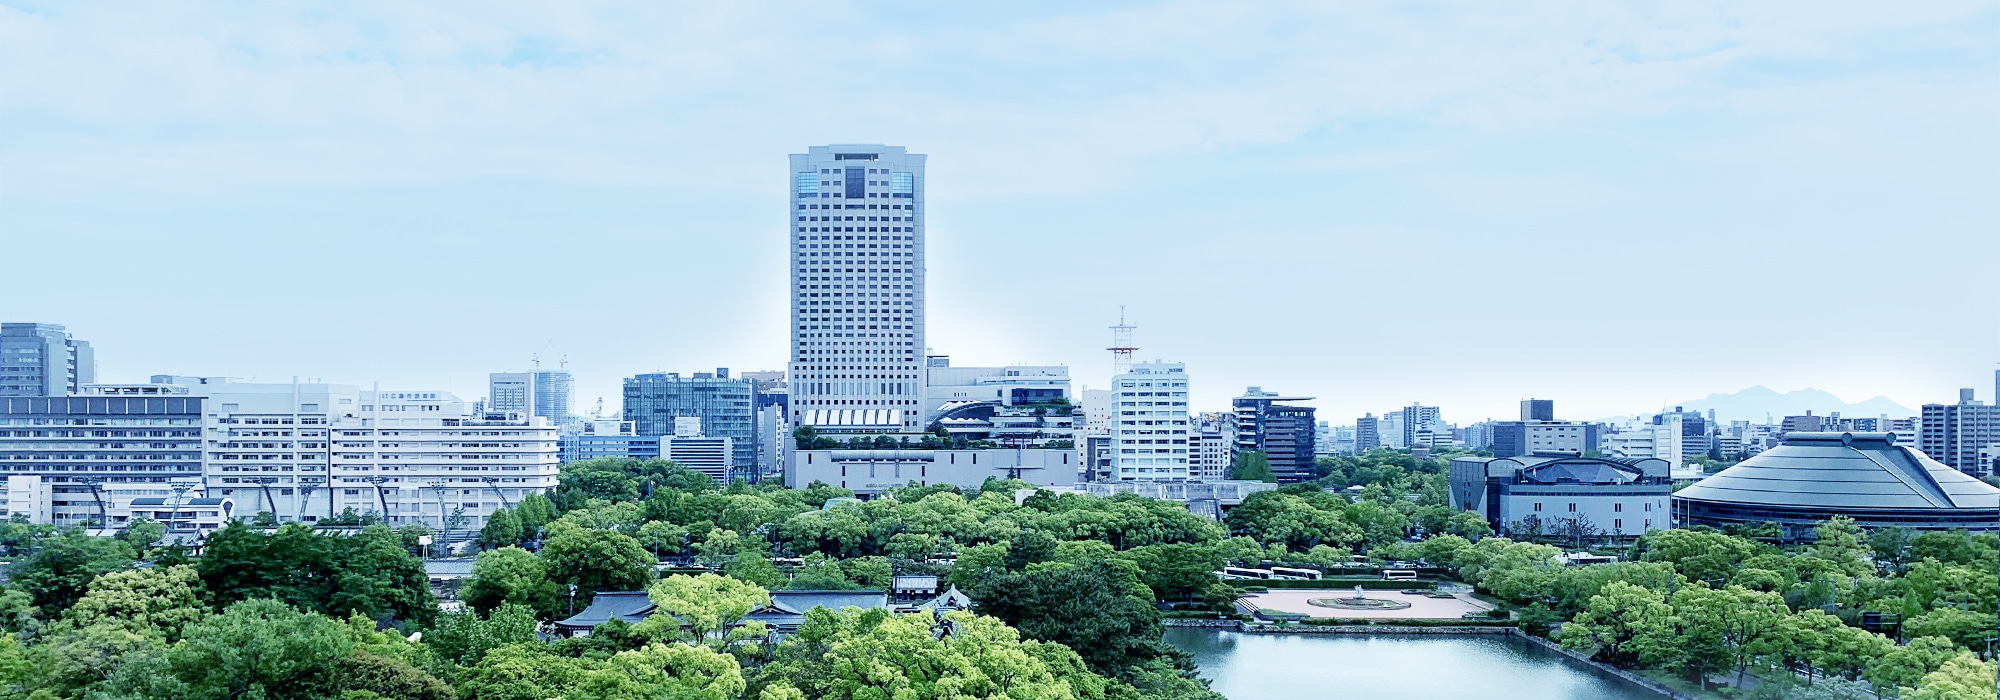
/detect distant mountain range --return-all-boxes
[1601,386,1917,424]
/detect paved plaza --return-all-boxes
[1243,589,1494,620]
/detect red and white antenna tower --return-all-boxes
[1108,306,1138,375]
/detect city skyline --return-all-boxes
[4,4,1996,423]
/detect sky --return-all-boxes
[3,2,1997,425]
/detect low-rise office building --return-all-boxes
[786,448,1077,495]
[1450,453,1672,539]
[559,420,661,463]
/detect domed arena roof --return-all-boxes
[1673,432,1999,536]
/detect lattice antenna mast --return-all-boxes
[1108,306,1138,375]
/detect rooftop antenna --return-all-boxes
[593,397,604,419]
[1108,306,1138,375]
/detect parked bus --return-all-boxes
[1269,567,1323,581]
[1219,566,1275,580]
[1381,569,1419,581]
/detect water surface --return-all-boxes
[1165,628,1660,700]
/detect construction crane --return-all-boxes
[165,481,196,537]
[362,476,391,520]
[77,477,108,532]
[248,477,281,521]
[479,476,514,510]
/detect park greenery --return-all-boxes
[0,448,1990,699]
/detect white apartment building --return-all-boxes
[1188,430,1231,480]
[788,144,927,432]
[1110,361,1191,480]
[1606,417,1686,471]
[1079,388,1114,436]
[328,390,559,529]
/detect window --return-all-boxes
[1613,503,1622,512]
[1533,503,1542,512]
[1568,503,1577,512]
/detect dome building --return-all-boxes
[1673,432,2000,539]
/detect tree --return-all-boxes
[640,574,769,648]
[1903,652,1998,700]
[1632,528,1756,584]
[541,523,655,597]
[1227,451,1275,482]
[1867,636,1964,692]
[576,642,746,700]
[335,649,455,700]
[9,530,137,615]
[722,548,786,590]
[1560,581,1670,667]
[478,509,524,550]
[970,559,1183,679]
[759,608,1136,700]
[636,520,688,556]
[425,603,539,667]
[118,517,166,551]
[103,598,355,700]
[462,546,564,619]
[455,644,588,700]
[1902,608,1998,654]
[56,564,208,642]
[1121,543,1223,601]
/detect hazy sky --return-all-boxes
[4,2,1996,425]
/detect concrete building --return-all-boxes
[0,393,204,527]
[666,435,735,483]
[488,373,534,417]
[328,389,559,529]
[1607,415,1686,471]
[488,370,573,429]
[1450,454,1672,539]
[1519,399,1554,422]
[786,448,1077,495]
[1396,403,1443,448]
[1232,387,1317,483]
[923,359,1070,416]
[559,420,661,463]
[623,370,757,472]
[1921,388,2000,476]
[1083,434,1115,483]
[1,323,94,396]
[1354,414,1380,453]
[788,144,927,433]
[1491,421,1591,458]
[1676,432,2000,538]
[1079,388,1114,437]
[1109,361,1190,480]
[1188,428,1232,480]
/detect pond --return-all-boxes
[1164,628,1663,700]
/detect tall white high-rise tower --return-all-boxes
[787,145,927,432]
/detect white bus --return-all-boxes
[1219,566,1275,580]
[1381,569,1419,581]
[1269,567,1323,581]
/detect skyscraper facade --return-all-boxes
[787,145,927,433]
[1355,414,1380,452]
[532,371,573,426]
[623,370,757,472]
[1,323,94,396]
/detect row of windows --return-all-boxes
[800,203,910,211]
